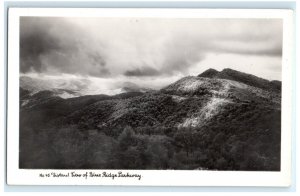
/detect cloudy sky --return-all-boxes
[20,17,282,94]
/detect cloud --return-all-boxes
[124,65,159,77]
[20,17,282,79]
[20,17,109,77]
[210,40,282,57]
[20,18,61,73]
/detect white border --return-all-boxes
[7,8,294,186]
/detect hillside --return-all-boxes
[19,68,281,171]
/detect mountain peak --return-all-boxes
[198,68,281,92]
[220,68,252,76]
[221,68,235,73]
[198,68,219,78]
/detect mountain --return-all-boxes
[198,68,219,78]
[198,68,281,92]
[19,68,281,171]
[120,82,155,93]
[20,76,155,99]
[20,76,83,98]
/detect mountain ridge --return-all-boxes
[19,68,281,171]
[198,68,281,92]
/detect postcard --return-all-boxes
[6,8,294,186]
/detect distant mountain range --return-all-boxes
[20,76,155,99]
[20,68,281,171]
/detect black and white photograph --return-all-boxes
[6,8,293,186]
[19,16,282,171]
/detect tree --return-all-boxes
[118,126,136,150]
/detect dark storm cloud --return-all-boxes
[20,17,109,77]
[20,18,60,73]
[20,17,282,79]
[124,65,159,77]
